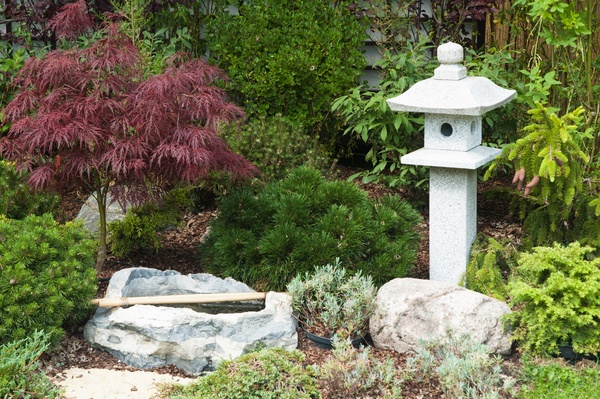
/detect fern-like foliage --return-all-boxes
[485,102,591,245]
[462,235,519,301]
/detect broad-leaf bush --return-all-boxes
[200,167,422,291]
[206,0,367,133]
[506,242,600,356]
[0,330,63,399]
[0,214,97,345]
[331,38,432,190]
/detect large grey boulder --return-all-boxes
[84,268,297,375]
[76,192,131,236]
[370,278,512,355]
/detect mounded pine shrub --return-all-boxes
[0,214,97,345]
[200,167,422,291]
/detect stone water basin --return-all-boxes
[84,267,297,375]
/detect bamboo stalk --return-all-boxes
[91,292,270,308]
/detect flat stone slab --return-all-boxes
[401,146,501,169]
[84,268,298,375]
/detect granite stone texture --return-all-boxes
[387,42,515,284]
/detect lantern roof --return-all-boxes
[387,42,516,116]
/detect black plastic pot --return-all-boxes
[558,345,600,362]
[302,327,370,350]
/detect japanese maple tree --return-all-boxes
[0,1,256,271]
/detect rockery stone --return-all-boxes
[370,278,512,355]
[84,268,297,375]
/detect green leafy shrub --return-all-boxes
[316,337,405,398]
[0,330,63,399]
[506,242,600,356]
[109,188,191,257]
[287,259,377,339]
[407,331,514,399]
[0,214,97,345]
[0,160,60,219]
[206,0,367,133]
[162,347,319,399]
[220,114,330,181]
[331,38,432,190]
[200,167,422,291]
[462,235,519,301]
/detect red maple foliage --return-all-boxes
[0,1,256,271]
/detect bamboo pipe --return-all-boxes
[91,292,272,308]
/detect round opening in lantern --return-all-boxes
[441,122,453,137]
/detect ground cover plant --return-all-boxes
[0,0,256,271]
[0,330,63,399]
[518,357,600,398]
[0,214,96,345]
[200,167,422,291]
[159,347,320,399]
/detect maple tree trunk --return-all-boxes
[95,190,108,272]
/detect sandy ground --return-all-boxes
[52,368,196,399]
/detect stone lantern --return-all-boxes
[387,42,516,284]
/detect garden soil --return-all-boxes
[42,166,522,398]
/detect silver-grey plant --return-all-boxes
[286,258,378,339]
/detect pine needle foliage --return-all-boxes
[0,1,256,271]
[485,102,591,246]
[201,167,422,291]
[0,214,97,345]
[506,242,600,356]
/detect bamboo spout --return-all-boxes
[91,292,272,308]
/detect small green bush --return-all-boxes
[109,188,192,257]
[0,160,60,219]
[0,330,63,399]
[462,235,519,301]
[163,347,319,399]
[407,331,515,399]
[0,214,97,345]
[200,167,422,291]
[220,114,330,181]
[317,337,405,398]
[506,242,600,356]
[287,259,377,339]
[206,0,367,133]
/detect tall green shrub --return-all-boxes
[0,214,97,345]
[200,167,422,291]
[206,0,368,133]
